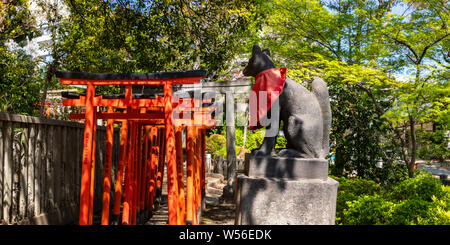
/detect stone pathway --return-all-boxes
[416,160,450,178]
[201,173,236,225]
[144,170,235,225]
[145,194,169,225]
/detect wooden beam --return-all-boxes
[59,76,204,86]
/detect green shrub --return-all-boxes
[275,134,287,148]
[417,185,450,225]
[243,129,265,151]
[332,176,383,224]
[236,145,249,159]
[205,134,227,159]
[342,195,395,225]
[389,199,433,225]
[336,173,450,225]
[389,171,445,202]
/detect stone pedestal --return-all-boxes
[235,154,338,225]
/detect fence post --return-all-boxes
[27,125,36,219]
[2,122,13,223]
[0,121,3,221]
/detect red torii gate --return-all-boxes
[56,70,215,225]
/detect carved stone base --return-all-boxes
[235,154,338,225]
[246,154,329,180]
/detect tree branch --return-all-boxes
[355,83,385,116]
[418,32,450,64]
[386,33,419,62]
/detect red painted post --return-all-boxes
[131,120,138,225]
[79,84,95,225]
[150,128,156,209]
[164,82,178,225]
[193,127,200,225]
[141,126,149,219]
[88,108,97,224]
[135,124,143,223]
[156,128,165,200]
[112,120,128,224]
[122,119,133,225]
[200,129,206,209]
[175,127,185,225]
[89,107,97,225]
[144,126,150,215]
[186,126,195,225]
[156,129,162,193]
[101,107,114,225]
[148,126,158,212]
[202,129,206,201]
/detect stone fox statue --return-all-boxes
[243,44,332,159]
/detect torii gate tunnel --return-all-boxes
[55,70,216,225]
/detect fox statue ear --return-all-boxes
[252,44,261,55]
[262,48,271,57]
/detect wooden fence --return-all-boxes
[0,113,119,225]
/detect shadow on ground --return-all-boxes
[200,202,236,225]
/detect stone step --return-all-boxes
[216,183,227,189]
[206,177,221,188]
[206,173,224,182]
[205,193,222,206]
[206,186,223,196]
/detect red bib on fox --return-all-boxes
[249,67,287,130]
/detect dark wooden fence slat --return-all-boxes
[0,121,3,221]
[2,122,13,223]
[34,124,42,216]
[27,125,36,219]
[47,125,54,212]
[12,123,21,223]
[54,126,61,212]
[19,125,28,221]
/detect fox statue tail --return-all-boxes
[310,77,332,158]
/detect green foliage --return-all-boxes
[256,0,409,180]
[417,128,450,165]
[235,145,249,159]
[389,199,434,225]
[258,0,449,179]
[332,176,383,224]
[58,0,257,76]
[235,126,286,153]
[0,49,41,115]
[235,127,264,152]
[0,0,39,45]
[205,134,227,159]
[388,170,445,202]
[417,185,450,225]
[0,0,41,115]
[206,125,286,159]
[343,195,395,225]
[335,173,450,225]
[275,134,287,148]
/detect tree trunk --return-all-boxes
[408,115,417,178]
